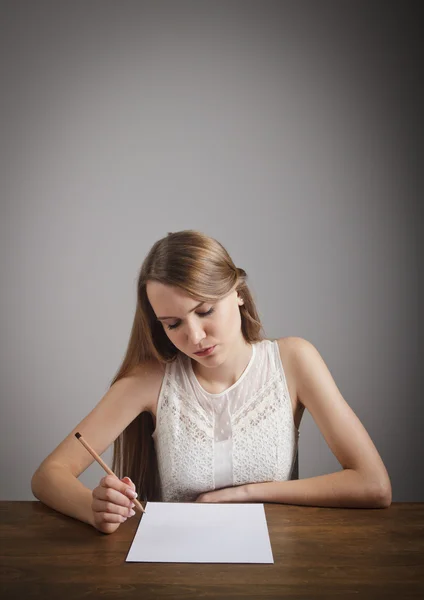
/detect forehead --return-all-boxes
[146,281,200,314]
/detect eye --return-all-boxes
[198,307,214,317]
[166,307,215,331]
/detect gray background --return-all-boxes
[0,1,421,501]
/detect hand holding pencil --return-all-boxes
[75,432,146,533]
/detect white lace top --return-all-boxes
[152,339,299,502]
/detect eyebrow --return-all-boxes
[157,301,206,321]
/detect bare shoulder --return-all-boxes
[125,359,166,412]
[276,336,316,365]
[276,337,321,397]
[274,337,313,421]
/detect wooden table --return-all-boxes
[1,502,423,599]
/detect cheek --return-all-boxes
[218,306,240,333]
[166,327,187,347]
[166,329,180,342]
[162,326,177,342]
[231,305,243,330]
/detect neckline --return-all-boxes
[188,343,256,397]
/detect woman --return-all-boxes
[31,230,392,534]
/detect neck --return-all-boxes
[191,337,253,394]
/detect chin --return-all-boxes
[194,346,222,365]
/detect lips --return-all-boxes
[194,345,215,356]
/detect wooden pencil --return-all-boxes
[75,431,146,514]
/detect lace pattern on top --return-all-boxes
[152,340,298,501]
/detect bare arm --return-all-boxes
[31,361,163,527]
[31,463,97,526]
[197,338,392,508]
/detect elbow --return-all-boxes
[375,484,392,509]
[31,469,42,499]
[354,466,392,508]
[368,477,392,509]
[31,463,55,500]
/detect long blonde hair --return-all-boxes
[111,230,265,500]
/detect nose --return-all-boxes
[186,320,206,345]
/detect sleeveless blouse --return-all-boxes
[152,339,299,501]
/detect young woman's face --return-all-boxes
[146,281,244,365]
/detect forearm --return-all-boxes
[31,463,96,527]
[246,469,391,509]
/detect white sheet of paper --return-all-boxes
[126,502,274,564]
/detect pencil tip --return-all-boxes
[75,432,81,439]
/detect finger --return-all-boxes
[92,498,135,517]
[120,477,138,500]
[100,475,137,500]
[100,474,124,490]
[95,511,128,524]
[122,476,136,491]
[95,485,135,508]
